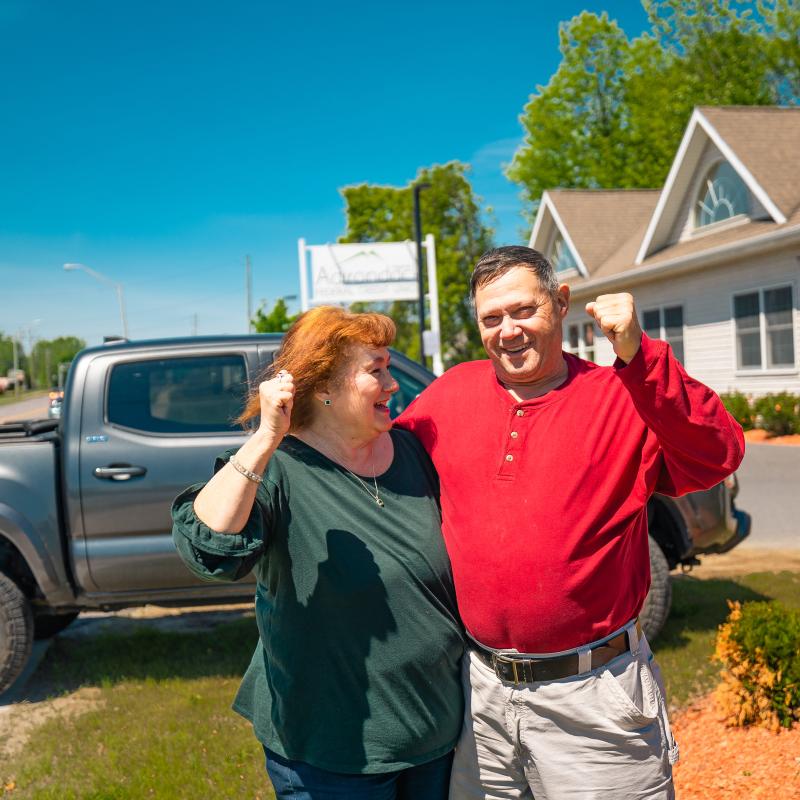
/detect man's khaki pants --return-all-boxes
[449,632,678,800]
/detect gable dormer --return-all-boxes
[529,191,587,279]
[636,107,789,264]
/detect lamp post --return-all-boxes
[63,263,129,339]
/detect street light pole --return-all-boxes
[64,263,129,338]
[413,182,431,367]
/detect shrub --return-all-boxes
[714,600,800,730]
[752,392,800,436]
[719,391,755,430]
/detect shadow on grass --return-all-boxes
[19,616,260,702]
[655,575,770,650]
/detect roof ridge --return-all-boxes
[547,188,660,194]
[698,105,800,113]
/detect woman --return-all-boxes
[171,306,463,800]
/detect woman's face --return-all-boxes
[323,345,399,439]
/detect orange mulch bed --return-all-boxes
[743,429,800,445]
[672,694,800,798]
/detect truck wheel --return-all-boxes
[34,611,79,640]
[0,572,34,694]
[640,535,672,643]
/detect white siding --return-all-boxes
[565,246,800,396]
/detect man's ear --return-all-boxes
[556,284,570,318]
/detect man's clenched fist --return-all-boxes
[585,293,642,365]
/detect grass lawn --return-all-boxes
[2,570,798,798]
[653,570,800,707]
[1,620,273,799]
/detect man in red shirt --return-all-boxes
[396,246,744,799]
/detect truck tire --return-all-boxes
[34,611,79,640]
[640,535,672,643]
[0,571,34,694]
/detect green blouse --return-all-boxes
[171,428,464,774]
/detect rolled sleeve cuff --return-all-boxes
[171,482,269,583]
[612,333,665,383]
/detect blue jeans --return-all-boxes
[264,747,454,800]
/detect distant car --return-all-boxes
[47,389,64,419]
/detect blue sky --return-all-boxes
[1,0,649,346]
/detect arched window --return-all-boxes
[551,232,578,273]
[694,162,749,228]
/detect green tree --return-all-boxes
[252,297,298,333]
[31,336,86,387]
[340,161,494,366]
[507,1,798,220]
[759,0,800,102]
[0,333,28,383]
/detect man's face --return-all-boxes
[475,266,569,385]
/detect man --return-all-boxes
[396,246,744,799]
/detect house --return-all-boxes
[529,106,800,396]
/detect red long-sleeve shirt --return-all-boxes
[396,335,744,652]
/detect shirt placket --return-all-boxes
[496,406,528,479]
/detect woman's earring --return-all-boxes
[323,399,331,406]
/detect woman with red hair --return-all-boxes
[172,306,462,800]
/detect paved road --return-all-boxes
[0,395,49,424]
[735,443,800,548]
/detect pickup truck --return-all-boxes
[0,335,751,694]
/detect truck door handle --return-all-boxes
[93,464,148,481]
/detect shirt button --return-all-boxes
[516,409,524,417]
[510,431,519,439]
[505,454,514,462]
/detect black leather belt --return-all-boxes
[471,620,642,685]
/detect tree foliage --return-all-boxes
[340,162,494,366]
[31,336,86,387]
[252,297,298,333]
[0,334,26,378]
[507,0,800,219]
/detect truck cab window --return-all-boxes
[107,355,248,434]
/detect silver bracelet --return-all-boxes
[229,455,262,483]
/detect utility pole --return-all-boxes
[413,182,431,367]
[245,255,253,333]
[25,327,36,389]
[11,335,19,398]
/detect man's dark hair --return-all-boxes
[469,246,559,302]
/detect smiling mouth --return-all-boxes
[500,342,532,356]
[374,401,390,412]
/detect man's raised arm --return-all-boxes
[586,292,745,496]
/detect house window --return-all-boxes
[567,324,580,355]
[694,161,749,229]
[642,305,684,363]
[582,322,595,363]
[551,232,578,274]
[734,286,796,370]
[565,322,596,362]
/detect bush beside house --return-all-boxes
[720,392,800,436]
[714,600,800,731]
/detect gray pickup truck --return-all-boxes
[0,335,750,694]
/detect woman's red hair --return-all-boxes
[238,306,396,432]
